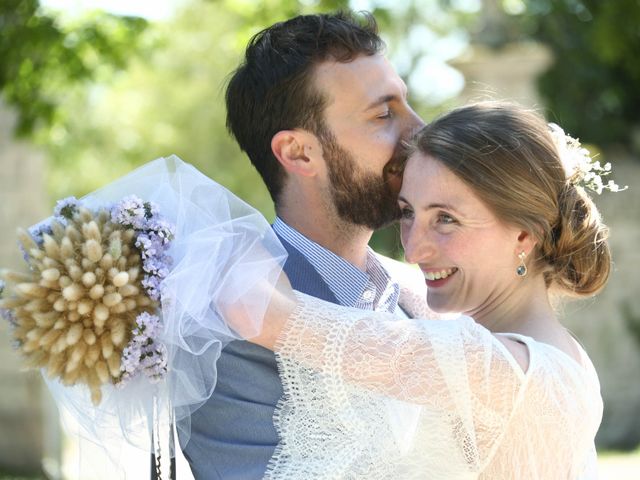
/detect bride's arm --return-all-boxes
[232,273,528,406]
[224,273,532,465]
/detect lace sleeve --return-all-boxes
[279,292,526,406]
[270,292,528,476]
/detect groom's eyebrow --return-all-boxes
[364,88,408,111]
[364,94,398,111]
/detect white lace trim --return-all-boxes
[265,292,603,479]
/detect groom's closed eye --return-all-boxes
[377,109,393,120]
[365,93,404,112]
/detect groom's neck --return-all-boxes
[277,207,373,272]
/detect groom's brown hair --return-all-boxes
[225,11,383,204]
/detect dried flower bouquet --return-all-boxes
[0,195,173,405]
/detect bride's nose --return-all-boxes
[402,223,435,265]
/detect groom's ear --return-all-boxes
[271,130,320,177]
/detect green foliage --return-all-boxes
[0,0,147,135]
[37,0,356,222]
[510,0,640,150]
[4,0,475,257]
[436,0,640,151]
[22,0,639,257]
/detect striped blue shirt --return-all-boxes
[273,217,402,314]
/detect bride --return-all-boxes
[221,102,609,479]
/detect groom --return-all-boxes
[182,11,425,479]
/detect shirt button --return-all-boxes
[362,290,375,302]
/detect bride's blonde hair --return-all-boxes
[410,101,611,297]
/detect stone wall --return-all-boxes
[450,42,553,108]
[563,153,640,448]
[0,105,52,474]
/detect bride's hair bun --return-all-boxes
[540,182,611,296]
[410,101,611,298]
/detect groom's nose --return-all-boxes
[404,110,425,140]
[402,107,425,139]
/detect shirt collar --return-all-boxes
[273,217,399,310]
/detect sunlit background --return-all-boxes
[1,0,639,478]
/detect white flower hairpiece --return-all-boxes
[548,123,627,194]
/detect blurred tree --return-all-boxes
[38,1,362,226]
[37,0,476,256]
[467,0,640,152]
[0,0,148,135]
[12,0,475,257]
[528,0,640,151]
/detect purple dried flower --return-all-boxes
[137,312,162,336]
[18,244,30,263]
[108,194,174,387]
[1,308,17,328]
[0,283,18,328]
[135,234,158,259]
[118,312,167,386]
[142,257,169,277]
[143,201,160,220]
[146,219,175,244]
[121,343,142,374]
[54,196,79,220]
[143,343,168,382]
[27,221,53,246]
[141,276,162,301]
[111,195,148,230]
[112,194,176,303]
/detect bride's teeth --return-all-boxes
[424,268,456,281]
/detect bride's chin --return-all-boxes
[426,301,453,315]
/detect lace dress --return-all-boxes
[264,293,602,479]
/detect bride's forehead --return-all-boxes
[402,155,465,193]
[400,155,493,215]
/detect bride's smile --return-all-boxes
[421,267,458,282]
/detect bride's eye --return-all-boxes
[437,212,457,225]
[400,206,414,220]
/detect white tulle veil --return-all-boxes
[41,155,287,475]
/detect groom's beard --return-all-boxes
[321,132,403,231]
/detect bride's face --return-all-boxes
[398,153,525,320]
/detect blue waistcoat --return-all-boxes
[181,234,340,479]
